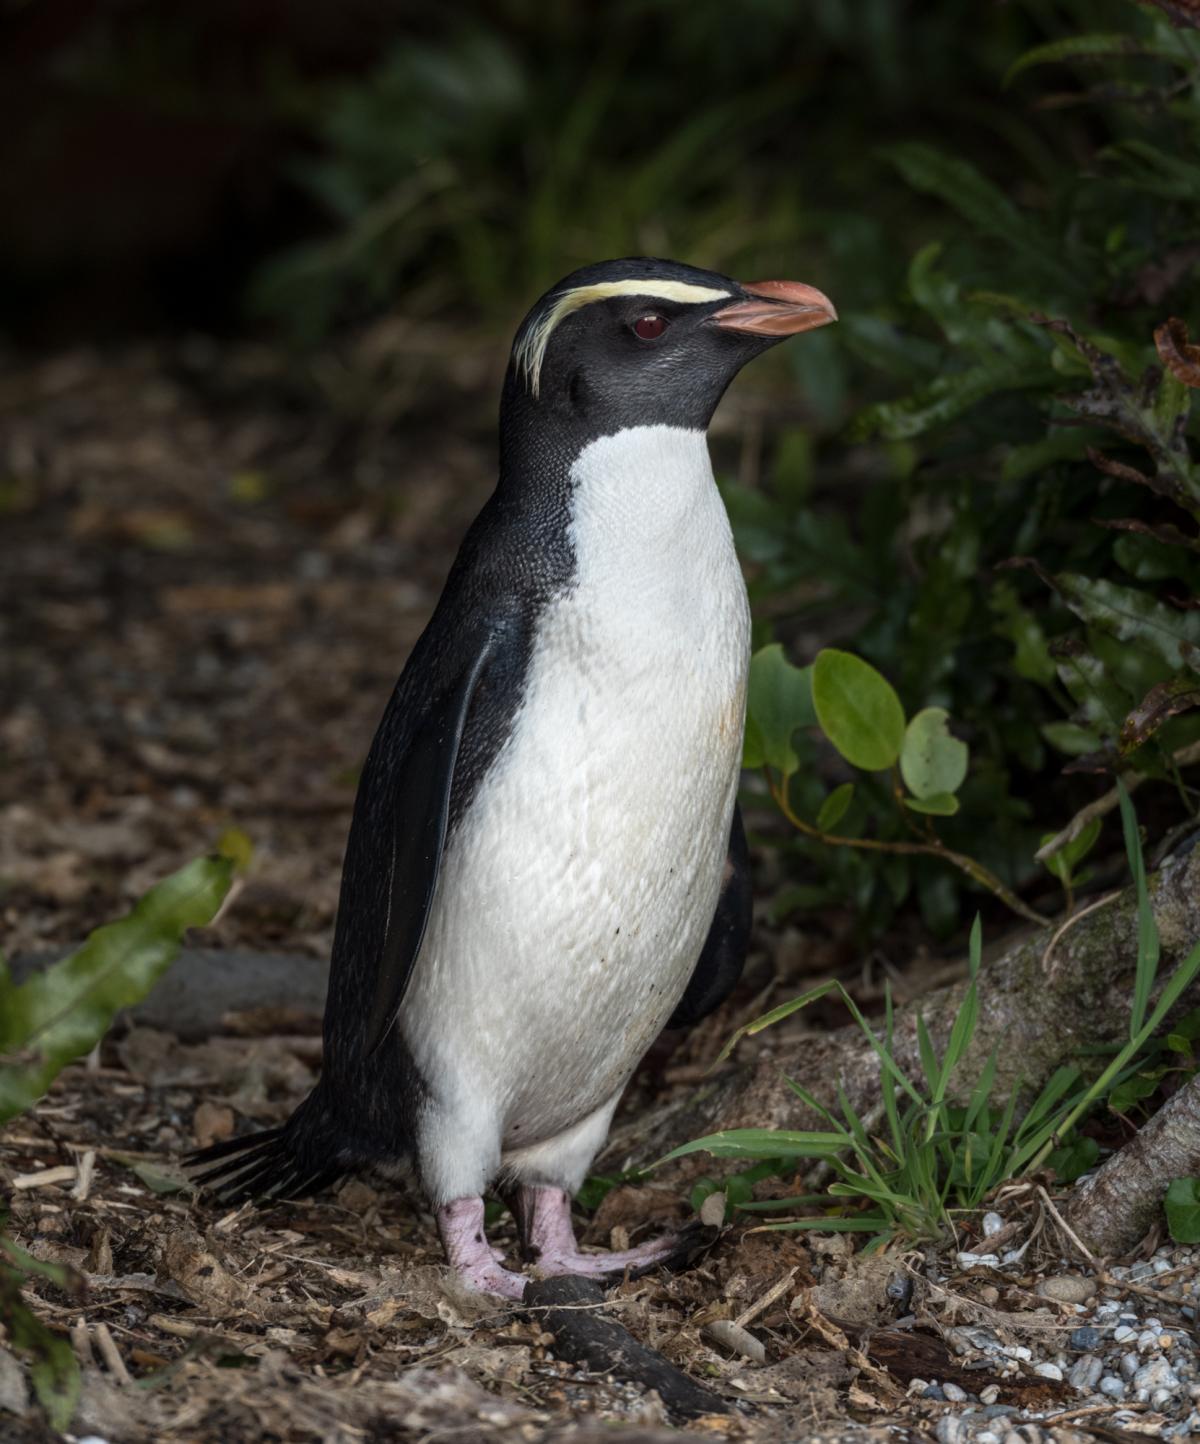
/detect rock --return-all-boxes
[1069,1327,1101,1350]
[942,1381,969,1402]
[1099,1375,1126,1398]
[1114,1324,1135,1342]
[957,1251,1000,1269]
[982,1212,1005,1237]
[1133,1357,1179,1394]
[1069,1354,1102,1391]
[936,1417,965,1444]
[923,1384,946,1400]
[0,1348,28,1415]
[1036,1274,1095,1304]
[1121,1351,1141,1379]
[1032,1361,1063,1380]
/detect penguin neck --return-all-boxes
[496,380,715,530]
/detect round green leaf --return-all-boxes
[900,707,968,800]
[811,649,906,772]
[816,782,854,833]
[1165,1177,1200,1244]
[904,792,959,817]
[744,644,815,775]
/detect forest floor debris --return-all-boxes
[4,1030,1199,1443]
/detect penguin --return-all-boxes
[191,257,836,1298]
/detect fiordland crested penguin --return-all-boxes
[192,258,837,1298]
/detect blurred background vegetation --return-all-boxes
[4,0,1199,946]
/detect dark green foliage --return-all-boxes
[0,855,233,1430]
[1165,1176,1200,1243]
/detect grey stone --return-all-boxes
[942,1380,969,1402]
[0,1349,28,1416]
[1113,1324,1135,1343]
[1069,1326,1101,1350]
[1069,1354,1102,1391]
[1133,1357,1179,1393]
[923,1384,946,1400]
[1032,1361,1063,1381]
[1037,1274,1094,1304]
[1099,1376,1126,1398]
[936,1417,965,1444]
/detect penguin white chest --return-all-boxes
[405,425,750,1152]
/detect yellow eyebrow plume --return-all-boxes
[513,278,731,397]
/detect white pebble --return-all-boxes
[1033,1362,1063,1381]
[1133,1357,1179,1393]
[1099,1376,1126,1397]
[957,1251,1000,1269]
[980,1384,1000,1404]
[936,1416,965,1443]
[942,1381,969,1402]
[982,1211,1004,1237]
[1001,1343,1032,1361]
[1113,1324,1135,1342]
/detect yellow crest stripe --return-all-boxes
[514,279,731,397]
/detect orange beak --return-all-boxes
[711,280,838,336]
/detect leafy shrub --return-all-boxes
[731,1,1200,933]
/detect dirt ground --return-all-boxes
[1,341,1160,1442]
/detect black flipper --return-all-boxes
[666,803,751,1029]
[364,630,500,1056]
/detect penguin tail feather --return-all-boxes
[186,1105,344,1204]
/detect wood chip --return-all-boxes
[72,1148,96,1202]
[703,1318,766,1364]
[12,1164,76,1190]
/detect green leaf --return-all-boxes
[1119,780,1160,1041]
[850,359,1056,442]
[816,782,855,832]
[1108,1072,1159,1115]
[0,1251,80,1431]
[1041,721,1103,757]
[885,143,1041,255]
[655,1128,848,1165]
[903,792,960,816]
[991,581,1058,685]
[1006,32,1193,86]
[743,644,815,775]
[1047,1136,1100,1184]
[1056,573,1200,674]
[812,649,906,772]
[0,855,234,1124]
[900,707,969,800]
[1040,817,1103,881]
[1165,1178,1200,1244]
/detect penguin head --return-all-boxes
[506,257,836,433]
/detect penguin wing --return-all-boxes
[362,625,503,1057]
[666,804,752,1029]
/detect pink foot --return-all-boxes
[509,1185,683,1279]
[437,1197,527,1300]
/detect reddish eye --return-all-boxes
[633,314,668,340]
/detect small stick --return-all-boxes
[93,1322,132,1386]
[733,1266,798,1329]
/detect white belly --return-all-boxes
[402,425,750,1155]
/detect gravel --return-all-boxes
[917,1237,1200,1440]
